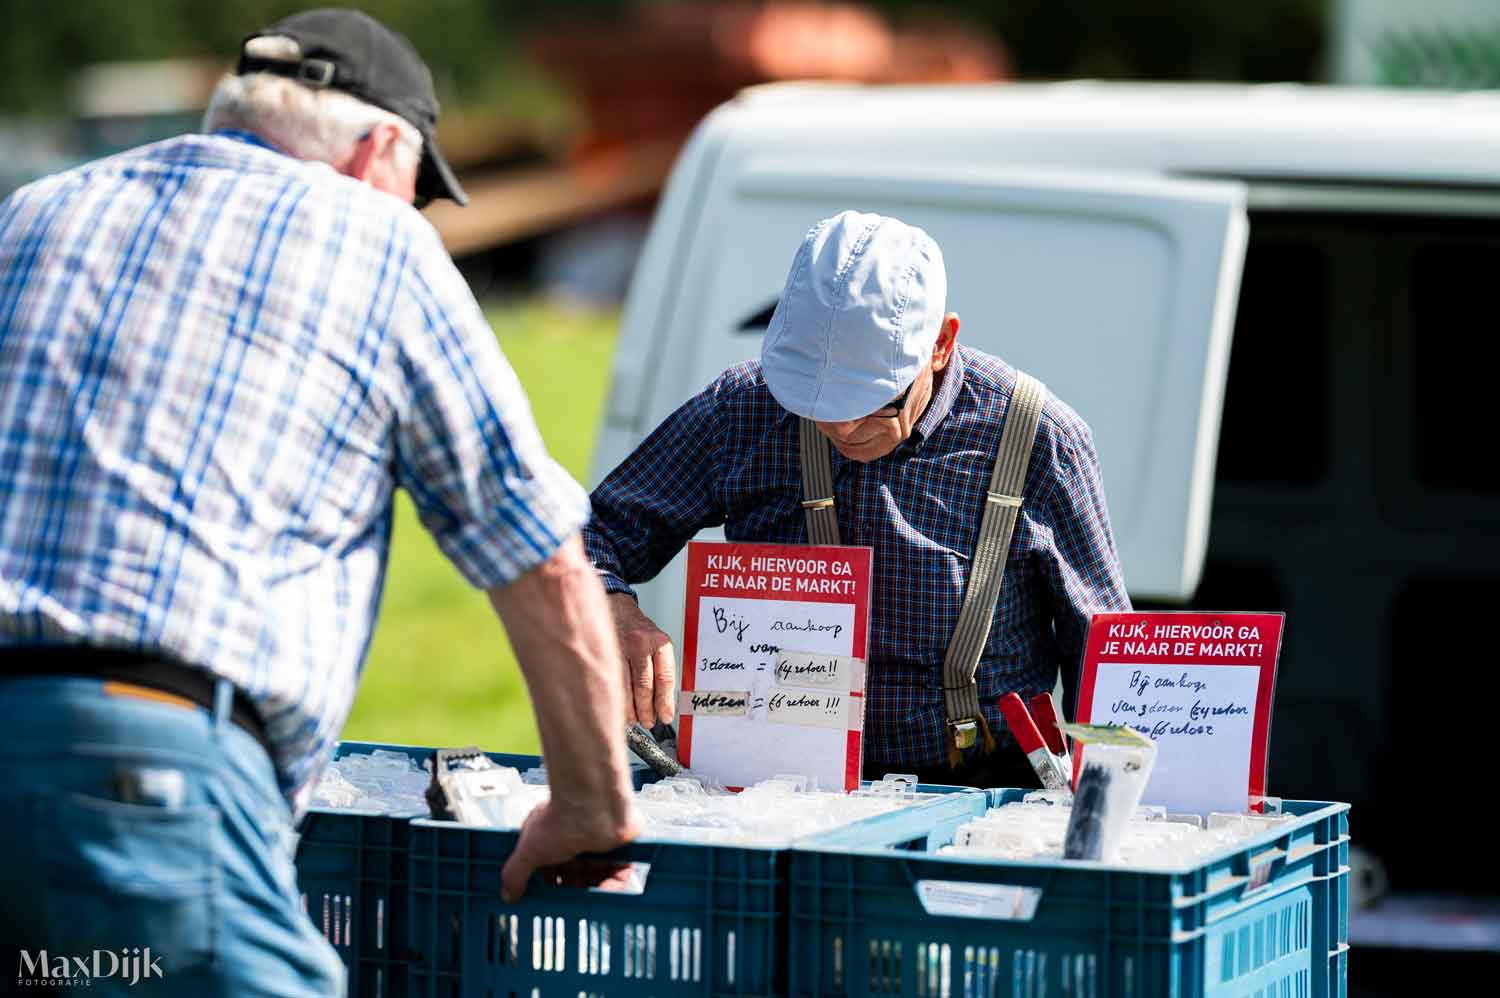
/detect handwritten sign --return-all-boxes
[773,653,864,690]
[1075,611,1283,815]
[767,689,849,728]
[684,690,751,717]
[677,541,873,791]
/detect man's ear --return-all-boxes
[341,123,417,202]
[931,313,960,372]
[342,123,402,184]
[343,130,375,183]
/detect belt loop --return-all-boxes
[212,678,235,739]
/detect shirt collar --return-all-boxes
[909,344,965,448]
[212,128,286,156]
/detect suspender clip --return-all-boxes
[947,718,980,751]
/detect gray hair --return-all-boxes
[203,35,422,172]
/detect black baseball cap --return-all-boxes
[238,7,468,206]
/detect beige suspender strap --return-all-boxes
[799,417,842,545]
[941,372,1047,747]
[797,375,1044,760]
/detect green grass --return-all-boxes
[340,299,618,754]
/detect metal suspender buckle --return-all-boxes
[985,491,1022,508]
[947,718,979,750]
[800,496,835,510]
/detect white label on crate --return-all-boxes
[915,880,1043,921]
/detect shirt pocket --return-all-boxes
[42,790,218,972]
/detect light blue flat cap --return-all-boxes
[762,210,946,422]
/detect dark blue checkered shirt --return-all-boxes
[583,345,1131,767]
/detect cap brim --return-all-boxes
[417,134,468,206]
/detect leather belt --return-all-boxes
[1,645,273,758]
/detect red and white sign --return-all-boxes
[1076,611,1283,815]
[678,540,873,791]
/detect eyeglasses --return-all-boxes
[870,380,915,418]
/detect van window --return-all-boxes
[1410,238,1500,497]
[1215,237,1329,485]
[1203,209,1500,893]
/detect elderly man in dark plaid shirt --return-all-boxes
[584,211,1130,787]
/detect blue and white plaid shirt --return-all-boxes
[583,346,1130,766]
[0,131,589,808]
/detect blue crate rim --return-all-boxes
[330,739,986,851]
[304,804,430,818]
[315,744,1348,878]
[405,784,985,853]
[308,740,638,821]
[795,796,1350,877]
[331,740,985,794]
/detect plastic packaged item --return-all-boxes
[314,750,429,814]
[1056,723,1158,863]
[426,747,546,826]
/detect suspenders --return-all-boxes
[799,371,1047,765]
[799,417,842,545]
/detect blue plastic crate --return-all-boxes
[404,781,983,997]
[295,742,549,998]
[789,790,1350,998]
[406,822,785,998]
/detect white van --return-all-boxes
[592,82,1500,923]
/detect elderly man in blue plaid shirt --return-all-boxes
[0,9,639,994]
[585,210,1131,789]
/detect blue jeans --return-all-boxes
[0,677,344,996]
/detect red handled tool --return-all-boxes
[998,692,1070,792]
[1029,691,1073,776]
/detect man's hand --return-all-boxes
[608,592,676,726]
[501,798,643,902]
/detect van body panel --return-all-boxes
[596,145,1248,649]
[725,162,1248,602]
[726,82,1500,188]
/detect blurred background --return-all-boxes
[4,0,1373,755]
[4,1,1500,987]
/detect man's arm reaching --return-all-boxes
[488,535,642,902]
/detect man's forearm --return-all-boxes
[489,535,635,832]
